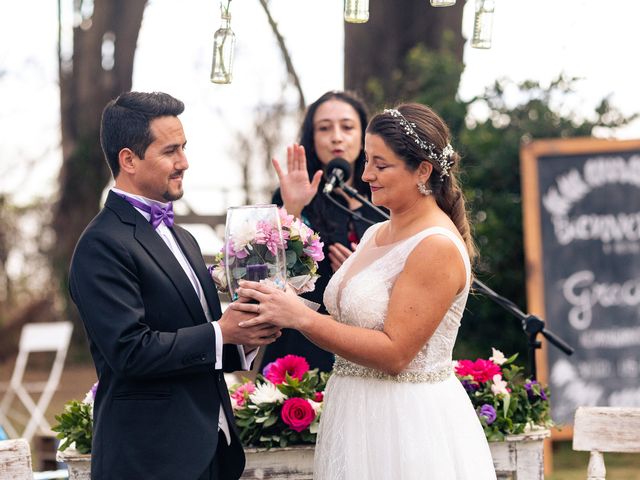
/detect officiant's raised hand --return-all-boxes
[230,280,308,331]
[218,296,282,350]
[272,143,323,218]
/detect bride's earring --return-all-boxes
[417,182,432,196]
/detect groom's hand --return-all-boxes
[218,300,281,348]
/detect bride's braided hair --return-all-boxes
[367,103,476,261]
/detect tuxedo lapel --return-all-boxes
[105,193,206,326]
[172,227,224,320]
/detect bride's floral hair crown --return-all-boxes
[383,108,455,179]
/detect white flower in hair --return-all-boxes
[384,108,455,179]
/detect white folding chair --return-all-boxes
[0,438,34,479]
[573,406,640,480]
[0,322,73,442]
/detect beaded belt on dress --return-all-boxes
[332,356,452,383]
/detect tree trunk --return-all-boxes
[52,0,147,344]
[344,0,465,106]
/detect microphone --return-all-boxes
[322,158,352,194]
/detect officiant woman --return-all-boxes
[259,90,387,373]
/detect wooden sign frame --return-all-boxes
[520,137,640,442]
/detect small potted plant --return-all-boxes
[455,348,553,479]
[51,382,97,480]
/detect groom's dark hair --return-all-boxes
[100,91,185,178]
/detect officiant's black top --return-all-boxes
[260,189,387,373]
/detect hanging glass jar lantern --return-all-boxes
[344,0,369,24]
[471,0,495,49]
[430,0,456,7]
[210,2,236,84]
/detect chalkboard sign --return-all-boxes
[521,138,640,430]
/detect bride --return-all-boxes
[232,103,497,479]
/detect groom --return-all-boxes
[69,91,280,480]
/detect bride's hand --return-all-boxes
[229,280,309,330]
[272,144,323,218]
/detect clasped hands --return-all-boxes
[228,280,308,332]
[218,295,282,351]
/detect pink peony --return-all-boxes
[303,237,325,262]
[455,359,501,383]
[265,355,310,384]
[280,398,316,432]
[230,381,255,408]
[255,220,285,256]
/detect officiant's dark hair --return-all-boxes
[368,103,476,261]
[100,91,185,178]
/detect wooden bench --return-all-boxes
[573,406,640,480]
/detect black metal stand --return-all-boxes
[332,184,575,379]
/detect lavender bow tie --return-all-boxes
[120,194,174,229]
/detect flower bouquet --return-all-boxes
[229,355,330,448]
[52,382,98,454]
[455,348,553,441]
[209,207,324,297]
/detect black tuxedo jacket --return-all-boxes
[69,191,245,480]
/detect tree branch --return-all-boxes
[257,0,306,113]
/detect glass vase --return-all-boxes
[224,205,287,301]
[430,0,456,7]
[210,12,236,84]
[344,0,369,24]
[471,0,495,49]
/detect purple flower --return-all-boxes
[525,380,547,401]
[478,404,497,425]
[262,362,275,378]
[461,379,479,393]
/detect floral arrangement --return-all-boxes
[209,207,324,295]
[52,381,98,454]
[455,348,553,441]
[230,355,329,448]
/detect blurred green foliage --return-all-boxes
[366,44,636,369]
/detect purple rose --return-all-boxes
[478,404,497,425]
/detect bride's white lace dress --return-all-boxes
[314,222,497,479]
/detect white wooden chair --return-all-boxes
[0,438,33,479]
[0,322,73,442]
[573,406,640,480]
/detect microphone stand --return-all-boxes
[333,182,574,380]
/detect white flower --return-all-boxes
[211,265,227,290]
[491,374,510,396]
[231,222,257,251]
[82,382,98,405]
[83,391,94,405]
[249,382,287,405]
[489,348,506,365]
[308,399,323,416]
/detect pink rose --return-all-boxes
[314,391,324,402]
[230,381,255,408]
[265,355,309,384]
[455,359,501,383]
[281,398,315,432]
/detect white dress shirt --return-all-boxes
[112,188,257,445]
